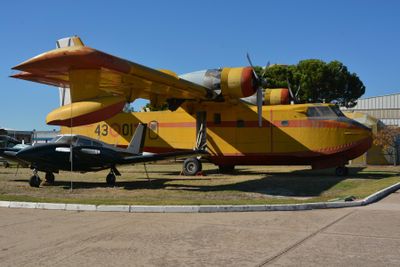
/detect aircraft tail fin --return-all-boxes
[127,124,147,155]
[56,36,84,107]
[56,36,84,49]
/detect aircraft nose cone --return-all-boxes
[16,147,36,161]
[343,118,373,150]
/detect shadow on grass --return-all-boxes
[12,167,398,197]
[164,167,397,197]
[156,167,393,179]
[13,177,212,191]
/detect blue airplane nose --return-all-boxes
[16,147,37,161]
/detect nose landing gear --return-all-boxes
[29,169,41,187]
[106,172,116,186]
[106,166,120,186]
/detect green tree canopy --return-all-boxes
[256,59,365,107]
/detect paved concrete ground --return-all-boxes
[1,192,400,266]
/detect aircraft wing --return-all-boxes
[0,148,29,166]
[12,39,216,126]
[119,150,207,165]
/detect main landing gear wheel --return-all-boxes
[29,175,41,188]
[44,172,55,185]
[218,165,235,174]
[106,172,116,186]
[335,166,349,177]
[182,158,202,176]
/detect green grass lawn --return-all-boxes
[0,163,399,205]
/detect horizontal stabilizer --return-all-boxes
[120,149,208,165]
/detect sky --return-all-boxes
[0,0,399,130]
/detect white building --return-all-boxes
[342,93,400,126]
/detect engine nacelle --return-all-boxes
[220,67,257,98]
[264,88,290,105]
[179,67,257,99]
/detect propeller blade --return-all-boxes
[246,53,259,80]
[261,61,270,77]
[295,84,301,100]
[247,53,266,127]
[286,78,295,102]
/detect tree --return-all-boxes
[373,126,400,166]
[257,59,365,107]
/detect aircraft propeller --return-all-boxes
[286,78,295,102]
[246,53,268,127]
[286,78,301,103]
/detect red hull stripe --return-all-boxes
[158,122,196,127]
[154,119,358,129]
[143,137,371,157]
[143,136,371,168]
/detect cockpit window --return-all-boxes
[318,107,336,117]
[307,107,320,117]
[76,137,92,146]
[54,136,77,144]
[330,106,345,117]
[307,106,344,118]
[49,136,62,143]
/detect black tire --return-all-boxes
[182,158,202,176]
[335,166,348,177]
[45,172,55,184]
[29,175,41,187]
[106,173,116,186]
[218,165,235,173]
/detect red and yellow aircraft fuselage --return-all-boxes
[61,102,372,170]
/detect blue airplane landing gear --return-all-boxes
[45,172,55,185]
[106,171,116,186]
[29,169,41,187]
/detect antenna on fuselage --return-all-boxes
[69,93,73,192]
[56,36,79,191]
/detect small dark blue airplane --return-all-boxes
[4,124,204,187]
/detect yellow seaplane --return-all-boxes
[12,36,372,176]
